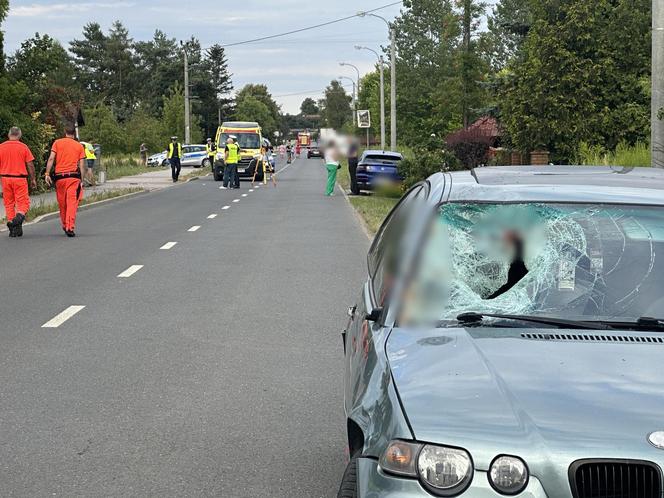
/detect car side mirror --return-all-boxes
[365,307,384,322]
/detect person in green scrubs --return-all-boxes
[324,141,340,196]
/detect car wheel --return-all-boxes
[161,160,169,167]
[202,159,211,169]
[213,169,222,181]
[337,457,358,498]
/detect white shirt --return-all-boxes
[325,150,339,166]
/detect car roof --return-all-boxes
[429,166,664,206]
[361,150,403,159]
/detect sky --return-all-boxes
[3,0,406,114]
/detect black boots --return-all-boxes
[7,213,25,237]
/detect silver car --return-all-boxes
[339,166,664,498]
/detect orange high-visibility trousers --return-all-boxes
[55,177,83,231]
[1,177,30,221]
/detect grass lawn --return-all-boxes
[103,154,165,180]
[336,158,398,235]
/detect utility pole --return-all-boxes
[462,0,471,129]
[653,0,664,167]
[339,76,357,127]
[389,27,397,150]
[355,46,386,150]
[182,44,191,144]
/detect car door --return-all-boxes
[344,184,428,414]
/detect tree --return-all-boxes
[103,21,138,120]
[134,30,181,115]
[300,98,319,116]
[234,84,280,137]
[235,96,275,134]
[320,80,352,129]
[0,0,8,72]
[123,107,164,154]
[499,0,651,162]
[70,22,108,97]
[357,70,386,138]
[199,44,234,130]
[483,0,532,70]
[161,82,203,145]
[83,104,126,153]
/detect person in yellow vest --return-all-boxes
[81,141,97,187]
[205,138,216,166]
[167,136,182,182]
[222,137,240,189]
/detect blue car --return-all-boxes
[356,150,403,191]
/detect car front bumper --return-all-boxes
[357,458,549,498]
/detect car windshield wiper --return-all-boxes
[587,316,664,332]
[452,312,611,330]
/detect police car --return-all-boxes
[146,145,210,168]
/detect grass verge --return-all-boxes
[103,154,165,180]
[336,159,398,235]
[1,187,144,224]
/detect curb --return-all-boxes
[337,183,373,242]
[0,189,148,232]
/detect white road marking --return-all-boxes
[207,214,218,219]
[42,305,85,328]
[160,242,178,250]
[249,189,254,192]
[256,185,261,188]
[242,194,248,197]
[188,225,201,232]
[222,205,230,210]
[117,265,144,278]
[233,199,240,203]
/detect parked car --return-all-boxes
[339,166,664,498]
[147,145,210,168]
[146,151,168,167]
[356,150,403,191]
[307,143,323,159]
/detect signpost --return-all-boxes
[358,110,371,147]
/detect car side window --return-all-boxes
[369,186,426,307]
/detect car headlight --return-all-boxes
[379,441,473,496]
[418,445,473,496]
[488,455,528,495]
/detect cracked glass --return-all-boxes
[400,203,664,326]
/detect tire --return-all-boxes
[202,158,211,169]
[213,168,223,181]
[337,457,358,498]
[161,160,169,167]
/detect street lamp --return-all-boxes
[340,63,360,127]
[357,11,397,151]
[355,45,386,150]
[338,76,357,126]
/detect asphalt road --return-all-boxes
[0,157,369,497]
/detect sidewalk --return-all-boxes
[0,166,196,220]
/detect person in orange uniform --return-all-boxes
[0,126,37,238]
[44,125,86,237]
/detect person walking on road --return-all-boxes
[44,125,86,237]
[324,141,340,196]
[232,136,241,189]
[221,137,239,190]
[81,141,96,187]
[167,136,182,182]
[0,126,37,238]
[206,138,217,167]
[348,137,360,195]
[140,143,148,166]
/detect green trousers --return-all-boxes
[326,163,338,196]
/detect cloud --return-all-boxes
[10,2,134,17]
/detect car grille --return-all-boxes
[570,460,662,498]
[238,157,253,167]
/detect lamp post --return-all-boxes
[339,76,357,126]
[355,45,385,150]
[653,0,664,167]
[357,11,396,151]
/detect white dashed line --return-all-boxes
[256,185,261,189]
[188,225,201,232]
[233,199,240,203]
[42,305,85,328]
[249,189,254,192]
[160,242,178,250]
[222,205,230,210]
[118,265,144,278]
[242,194,248,197]
[207,214,218,219]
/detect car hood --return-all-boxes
[386,327,664,473]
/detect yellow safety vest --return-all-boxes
[168,142,182,159]
[82,142,96,160]
[226,143,239,164]
[206,143,217,157]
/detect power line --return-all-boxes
[220,1,401,48]
[274,83,353,98]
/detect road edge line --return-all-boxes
[337,184,372,242]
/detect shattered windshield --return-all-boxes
[401,203,664,326]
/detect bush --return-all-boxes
[577,141,651,167]
[400,148,462,189]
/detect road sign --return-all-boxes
[357,110,371,129]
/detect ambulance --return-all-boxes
[212,121,263,181]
